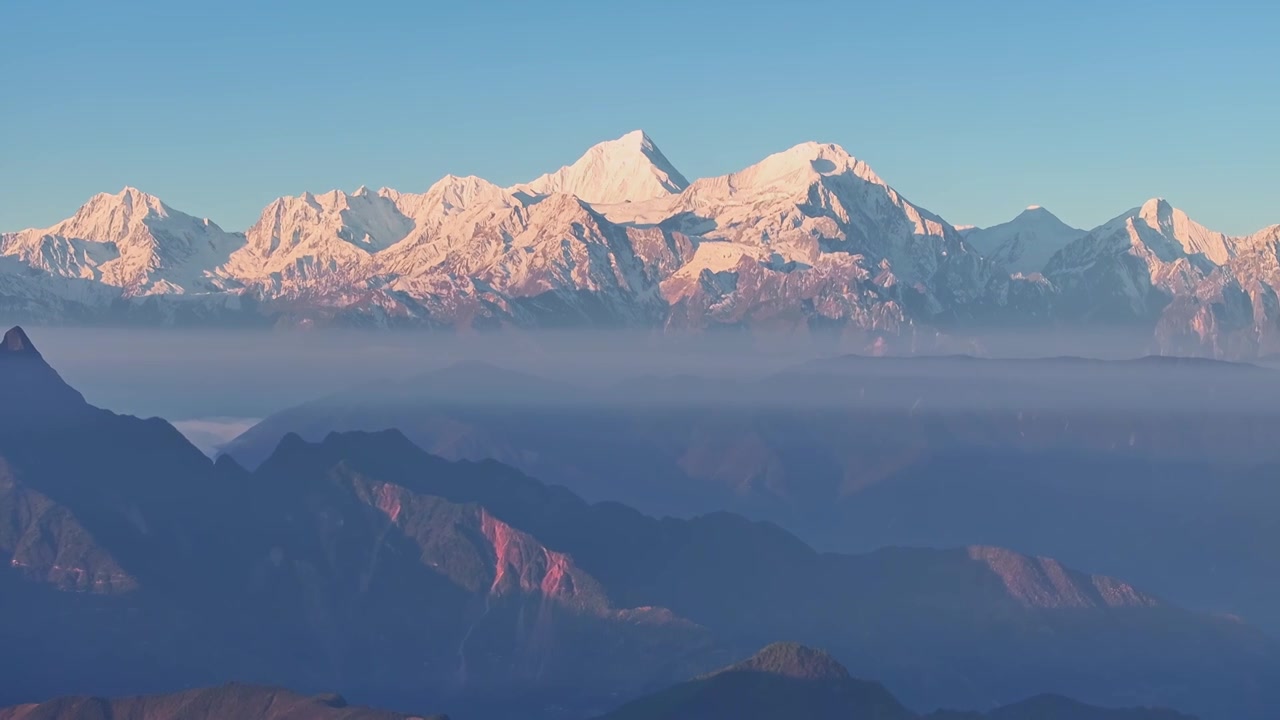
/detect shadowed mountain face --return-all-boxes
[3,327,1279,719]
[0,684,447,720]
[221,356,1280,632]
[598,644,1195,720]
[0,654,1191,720]
[0,326,89,420]
[0,326,238,599]
[0,328,713,716]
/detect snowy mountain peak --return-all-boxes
[115,185,167,209]
[705,141,885,194]
[48,187,181,242]
[0,187,245,297]
[315,188,357,209]
[426,173,501,195]
[427,174,508,204]
[511,130,689,205]
[1138,197,1173,226]
[615,129,656,149]
[1250,224,1280,242]
[1043,199,1241,322]
[1016,205,1059,220]
[387,174,513,223]
[95,186,166,212]
[1130,199,1234,266]
[223,186,417,290]
[267,187,402,220]
[966,205,1086,275]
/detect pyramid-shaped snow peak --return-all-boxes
[1133,198,1236,266]
[511,130,690,205]
[964,205,1086,275]
[696,141,886,195]
[48,186,176,242]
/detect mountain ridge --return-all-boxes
[597,643,1197,720]
[4,329,1279,719]
[0,684,448,720]
[3,132,1279,357]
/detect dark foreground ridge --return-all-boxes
[597,644,1197,720]
[0,684,448,720]
[0,325,89,421]
[1,326,1271,720]
[2,326,36,354]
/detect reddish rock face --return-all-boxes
[967,546,1157,610]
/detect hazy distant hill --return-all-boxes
[221,353,1280,632]
[3,327,1278,719]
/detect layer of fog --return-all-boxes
[169,417,261,456]
[25,325,1280,424]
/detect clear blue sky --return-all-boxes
[1,0,1276,235]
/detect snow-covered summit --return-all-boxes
[214,188,414,289]
[964,206,1085,275]
[1133,197,1235,265]
[647,139,979,305]
[0,186,243,296]
[254,189,412,251]
[511,130,689,205]
[1049,199,1239,275]
[385,174,514,225]
[683,141,885,201]
[50,186,175,239]
[1042,199,1247,323]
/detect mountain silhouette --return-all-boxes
[2,328,1277,719]
[599,644,1195,720]
[0,326,88,420]
[0,683,448,720]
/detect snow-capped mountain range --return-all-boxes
[3,130,1278,357]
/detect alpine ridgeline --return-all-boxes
[3,133,1279,357]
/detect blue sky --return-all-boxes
[1,0,1276,235]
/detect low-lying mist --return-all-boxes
[28,325,1279,424]
[29,326,816,419]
